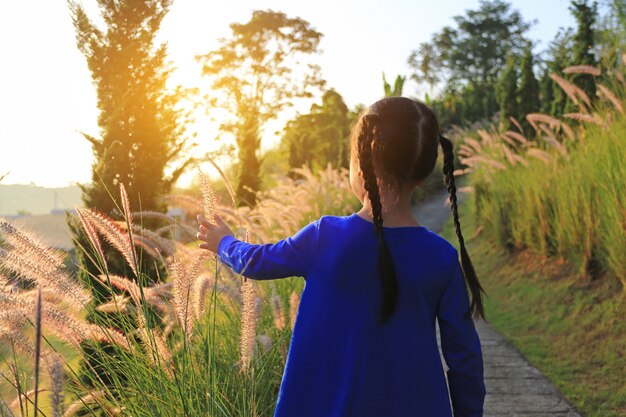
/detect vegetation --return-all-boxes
[280,89,352,174]
[456,61,626,284]
[516,46,541,134]
[440,193,626,417]
[2,1,626,416]
[496,53,519,130]
[196,10,325,207]
[0,166,358,416]
[382,73,406,97]
[409,0,532,127]
[68,0,194,216]
[565,0,599,113]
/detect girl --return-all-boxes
[197,97,487,417]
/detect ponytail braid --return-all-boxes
[358,114,399,325]
[439,133,486,320]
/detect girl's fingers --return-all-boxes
[197,214,215,229]
[215,213,228,227]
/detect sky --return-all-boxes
[0,0,577,189]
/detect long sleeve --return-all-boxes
[216,219,321,280]
[437,248,486,417]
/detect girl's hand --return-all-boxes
[196,213,234,253]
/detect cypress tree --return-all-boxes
[496,53,519,131]
[565,0,598,113]
[548,28,574,117]
[517,47,540,133]
[539,65,555,115]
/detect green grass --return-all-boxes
[471,109,626,285]
[440,192,626,417]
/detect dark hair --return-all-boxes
[350,96,486,324]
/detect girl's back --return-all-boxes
[216,213,485,417]
[199,96,487,416]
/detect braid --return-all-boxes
[439,134,487,321]
[358,114,399,325]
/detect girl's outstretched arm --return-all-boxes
[436,248,486,417]
[197,214,321,280]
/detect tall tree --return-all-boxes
[408,42,440,99]
[197,10,324,206]
[546,28,574,116]
[595,0,626,70]
[281,89,350,173]
[409,0,532,125]
[517,46,540,133]
[69,0,193,217]
[539,65,555,115]
[496,53,519,131]
[67,1,191,407]
[68,0,194,283]
[565,0,599,113]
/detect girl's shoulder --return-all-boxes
[314,214,453,246]
[311,214,459,268]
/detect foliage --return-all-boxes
[407,42,440,98]
[280,89,351,174]
[409,0,532,125]
[595,0,626,71]
[67,1,196,402]
[517,47,541,133]
[440,194,626,417]
[496,53,519,131]
[0,166,358,417]
[382,73,406,97]
[456,61,626,286]
[544,28,575,117]
[68,0,194,216]
[196,10,325,207]
[565,0,599,113]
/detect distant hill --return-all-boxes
[0,184,83,215]
[7,213,76,250]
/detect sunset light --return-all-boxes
[1,1,624,416]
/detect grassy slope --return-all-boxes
[439,192,626,417]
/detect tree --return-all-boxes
[595,0,626,70]
[197,10,325,206]
[68,0,193,217]
[281,89,351,173]
[409,0,532,125]
[382,73,406,97]
[67,1,191,408]
[496,53,519,131]
[539,65,555,115]
[67,0,194,294]
[546,28,574,116]
[565,0,598,113]
[517,46,540,133]
[408,42,440,99]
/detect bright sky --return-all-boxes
[0,0,576,188]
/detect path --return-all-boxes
[413,188,583,417]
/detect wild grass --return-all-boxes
[440,192,626,417]
[0,165,358,416]
[451,62,626,289]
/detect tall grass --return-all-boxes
[454,62,626,287]
[0,165,358,416]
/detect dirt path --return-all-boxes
[413,189,583,417]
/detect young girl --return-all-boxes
[197,97,487,417]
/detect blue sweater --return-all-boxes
[217,213,486,417]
